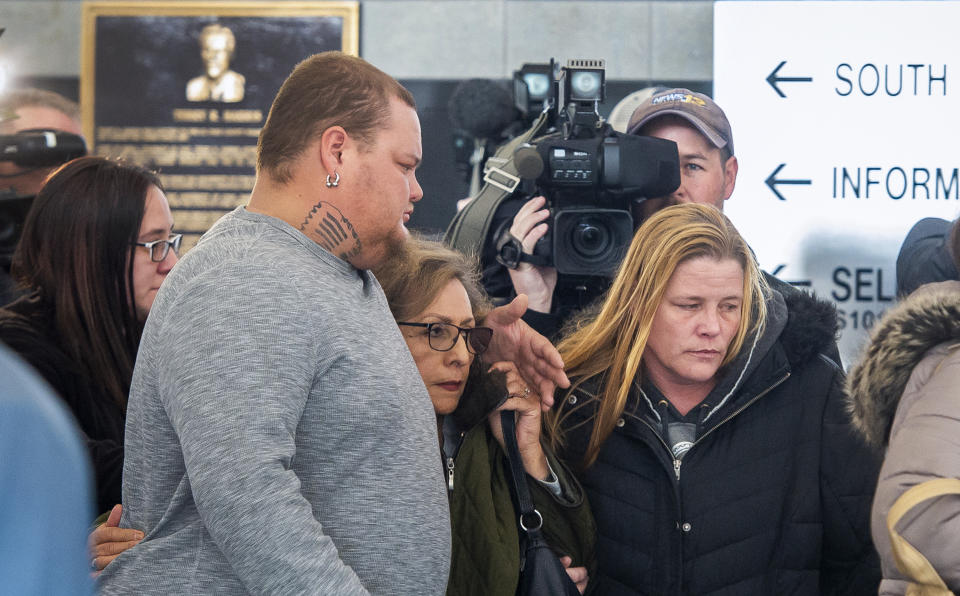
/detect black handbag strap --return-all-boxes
[501,412,582,596]
[500,410,543,533]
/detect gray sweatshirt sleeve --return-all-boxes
[156,262,369,595]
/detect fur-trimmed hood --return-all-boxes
[777,286,842,367]
[845,281,960,448]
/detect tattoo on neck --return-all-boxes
[299,201,362,260]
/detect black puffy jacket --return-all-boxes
[557,289,881,595]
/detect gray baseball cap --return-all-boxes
[626,88,734,155]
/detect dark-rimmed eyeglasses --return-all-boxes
[397,321,493,354]
[133,233,182,262]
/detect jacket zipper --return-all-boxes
[686,371,791,465]
[446,455,456,491]
[626,370,790,592]
[445,430,466,492]
[633,416,686,592]
[638,371,791,481]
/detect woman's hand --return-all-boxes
[486,361,550,480]
[89,504,143,575]
[560,556,589,594]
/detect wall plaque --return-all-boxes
[82,1,359,249]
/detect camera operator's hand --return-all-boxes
[507,196,557,313]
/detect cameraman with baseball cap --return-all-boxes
[504,88,738,337]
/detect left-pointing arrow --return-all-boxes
[765,163,811,201]
[766,60,813,98]
[770,264,812,287]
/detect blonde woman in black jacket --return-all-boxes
[549,204,881,595]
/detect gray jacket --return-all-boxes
[99,208,450,595]
[846,280,960,595]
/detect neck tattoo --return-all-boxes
[299,201,362,261]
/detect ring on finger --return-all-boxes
[522,387,531,398]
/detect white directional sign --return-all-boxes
[715,0,959,366]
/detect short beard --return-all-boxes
[357,228,409,271]
[379,228,410,264]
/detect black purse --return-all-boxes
[500,410,581,596]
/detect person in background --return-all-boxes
[0,342,94,596]
[0,156,179,517]
[499,88,739,338]
[0,87,85,197]
[847,228,960,594]
[0,88,87,306]
[550,203,880,595]
[895,216,959,297]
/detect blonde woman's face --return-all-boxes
[642,256,743,393]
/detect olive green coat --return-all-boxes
[444,369,596,596]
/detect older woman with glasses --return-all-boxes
[379,236,595,595]
[0,156,179,522]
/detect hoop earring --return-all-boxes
[325,172,340,188]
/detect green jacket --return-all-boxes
[444,368,596,596]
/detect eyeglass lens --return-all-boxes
[151,235,182,262]
[428,323,492,354]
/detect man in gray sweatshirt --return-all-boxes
[99,52,569,595]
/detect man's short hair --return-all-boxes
[199,24,235,54]
[0,88,80,129]
[257,51,416,184]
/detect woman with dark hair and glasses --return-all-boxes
[0,156,179,518]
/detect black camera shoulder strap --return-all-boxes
[444,111,550,257]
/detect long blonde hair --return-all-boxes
[549,203,767,467]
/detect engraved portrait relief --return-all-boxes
[186,24,245,103]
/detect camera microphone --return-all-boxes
[514,144,544,179]
[449,79,519,195]
[448,79,517,140]
[0,130,87,167]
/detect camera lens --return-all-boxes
[571,217,611,258]
[553,208,632,276]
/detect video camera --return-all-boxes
[500,59,679,276]
[447,58,679,295]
